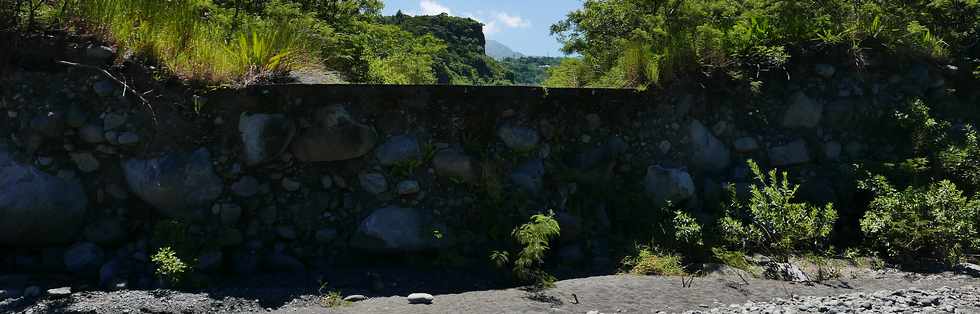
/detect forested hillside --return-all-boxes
[382,12,514,85]
[498,56,563,85]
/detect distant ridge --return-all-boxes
[486,40,525,60]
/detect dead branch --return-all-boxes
[57,60,158,126]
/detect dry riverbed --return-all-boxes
[3,265,979,314]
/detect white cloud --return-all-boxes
[462,11,531,37]
[420,0,451,15]
[495,12,531,28]
[483,21,501,35]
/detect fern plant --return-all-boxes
[490,211,561,287]
[719,160,838,257]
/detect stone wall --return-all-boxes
[1,57,976,287]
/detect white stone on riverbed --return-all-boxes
[407,293,434,304]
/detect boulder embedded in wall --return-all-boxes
[122,148,223,221]
[569,136,627,183]
[376,135,421,166]
[0,145,88,246]
[497,125,539,151]
[239,113,295,166]
[644,165,696,207]
[351,207,450,252]
[511,158,545,194]
[769,140,811,167]
[688,120,731,173]
[64,242,104,274]
[734,137,760,153]
[291,105,378,162]
[782,91,823,129]
[432,149,477,182]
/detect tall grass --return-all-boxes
[75,0,309,84]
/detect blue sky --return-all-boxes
[381,0,582,57]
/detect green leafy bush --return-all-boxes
[672,211,703,247]
[490,211,561,286]
[859,176,980,265]
[620,246,686,276]
[719,160,838,256]
[151,247,189,286]
[552,0,980,87]
[542,58,594,88]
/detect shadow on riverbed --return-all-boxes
[1,261,617,311]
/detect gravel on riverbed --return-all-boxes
[685,286,980,313]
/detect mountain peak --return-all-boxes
[486,40,525,60]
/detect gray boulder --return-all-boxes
[64,242,104,274]
[0,145,88,246]
[70,152,100,173]
[196,250,223,272]
[734,137,760,153]
[230,176,259,197]
[30,111,66,138]
[85,45,115,62]
[769,140,811,167]
[116,132,140,145]
[359,172,388,195]
[83,218,125,245]
[497,125,539,151]
[814,64,836,78]
[688,120,731,172]
[432,150,477,182]
[122,148,223,221]
[344,295,369,302]
[823,141,842,161]
[765,262,809,282]
[351,207,450,252]
[644,165,696,207]
[239,113,294,166]
[782,91,823,129]
[955,263,980,277]
[263,252,305,273]
[511,158,545,194]
[79,124,105,144]
[376,135,421,166]
[569,136,627,183]
[407,293,434,304]
[291,105,378,162]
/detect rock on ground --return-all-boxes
[407,293,434,304]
